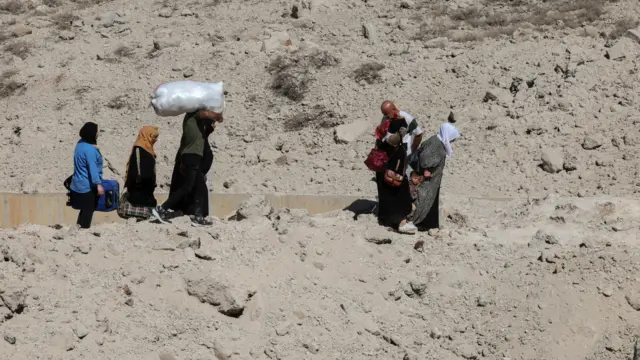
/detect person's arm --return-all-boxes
[411,132,423,153]
[87,149,104,195]
[126,150,137,185]
[138,151,156,183]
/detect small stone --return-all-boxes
[409,281,427,297]
[181,8,194,16]
[633,339,640,360]
[541,148,563,173]
[313,261,325,270]
[99,12,116,27]
[303,341,320,354]
[213,341,233,360]
[414,240,424,252]
[183,67,195,78]
[4,334,16,345]
[477,294,491,307]
[73,323,89,339]
[11,25,32,38]
[76,243,91,254]
[107,243,121,255]
[158,353,177,360]
[194,250,214,261]
[400,0,415,8]
[625,292,640,311]
[59,31,76,40]
[158,8,173,18]
[605,335,623,352]
[533,229,558,245]
[125,298,134,307]
[275,321,291,336]
[430,327,442,339]
[334,121,370,144]
[582,136,602,150]
[362,23,379,43]
[599,286,614,297]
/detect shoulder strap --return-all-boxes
[136,148,142,182]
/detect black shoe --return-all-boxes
[152,206,169,224]
[190,215,213,227]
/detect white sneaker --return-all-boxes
[398,222,417,234]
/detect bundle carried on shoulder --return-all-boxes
[151,80,225,117]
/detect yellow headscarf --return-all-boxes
[125,126,159,184]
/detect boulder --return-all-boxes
[185,276,247,318]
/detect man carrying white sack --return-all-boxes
[153,109,222,226]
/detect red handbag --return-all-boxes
[364,148,388,172]
[383,155,405,187]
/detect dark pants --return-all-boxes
[71,190,97,229]
[162,154,204,216]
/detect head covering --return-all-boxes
[125,126,159,185]
[79,122,98,145]
[437,122,460,157]
[387,132,402,147]
[133,126,159,157]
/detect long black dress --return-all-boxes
[126,146,157,207]
[167,118,214,218]
[376,142,413,229]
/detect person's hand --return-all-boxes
[97,184,105,196]
[423,170,432,179]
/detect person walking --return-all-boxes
[153,109,220,226]
[408,122,460,231]
[69,122,104,229]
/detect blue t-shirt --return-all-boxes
[70,140,103,193]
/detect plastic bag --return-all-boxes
[151,81,225,117]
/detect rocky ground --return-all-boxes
[0,0,640,197]
[0,195,639,360]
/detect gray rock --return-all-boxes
[58,31,75,40]
[258,149,281,163]
[334,121,369,144]
[0,286,26,313]
[303,342,320,354]
[477,294,492,307]
[11,25,32,38]
[158,354,177,360]
[107,243,121,255]
[213,340,233,360]
[153,37,181,50]
[634,339,640,360]
[158,7,173,18]
[606,335,623,352]
[582,136,602,150]
[541,148,564,173]
[275,321,291,336]
[99,12,117,27]
[362,23,378,43]
[234,195,273,220]
[183,67,195,78]
[194,250,214,261]
[533,229,559,245]
[181,9,194,17]
[563,155,578,172]
[184,247,196,262]
[400,0,415,8]
[409,281,427,297]
[4,334,16,345]
[598,286,614,297]
[625,292,640,311]
[453,343,477,359]
[185,276,246,317]
[73,323,89,339]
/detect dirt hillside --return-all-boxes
[1,195,640,360]
[1,0,640,197]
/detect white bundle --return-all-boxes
[151,81,225,117]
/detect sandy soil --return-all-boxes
[1,195,640,360]
[1,0,639,197]
[2,0,640,359]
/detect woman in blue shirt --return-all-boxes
[70,122,104,228]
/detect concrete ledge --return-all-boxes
[0,193,369,228]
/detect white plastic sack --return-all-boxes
[151,81,225,117]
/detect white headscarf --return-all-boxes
[437,123,460,157]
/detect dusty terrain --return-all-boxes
[1,195,640,360]
[2,0,640,359]
[0,0,639,196]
